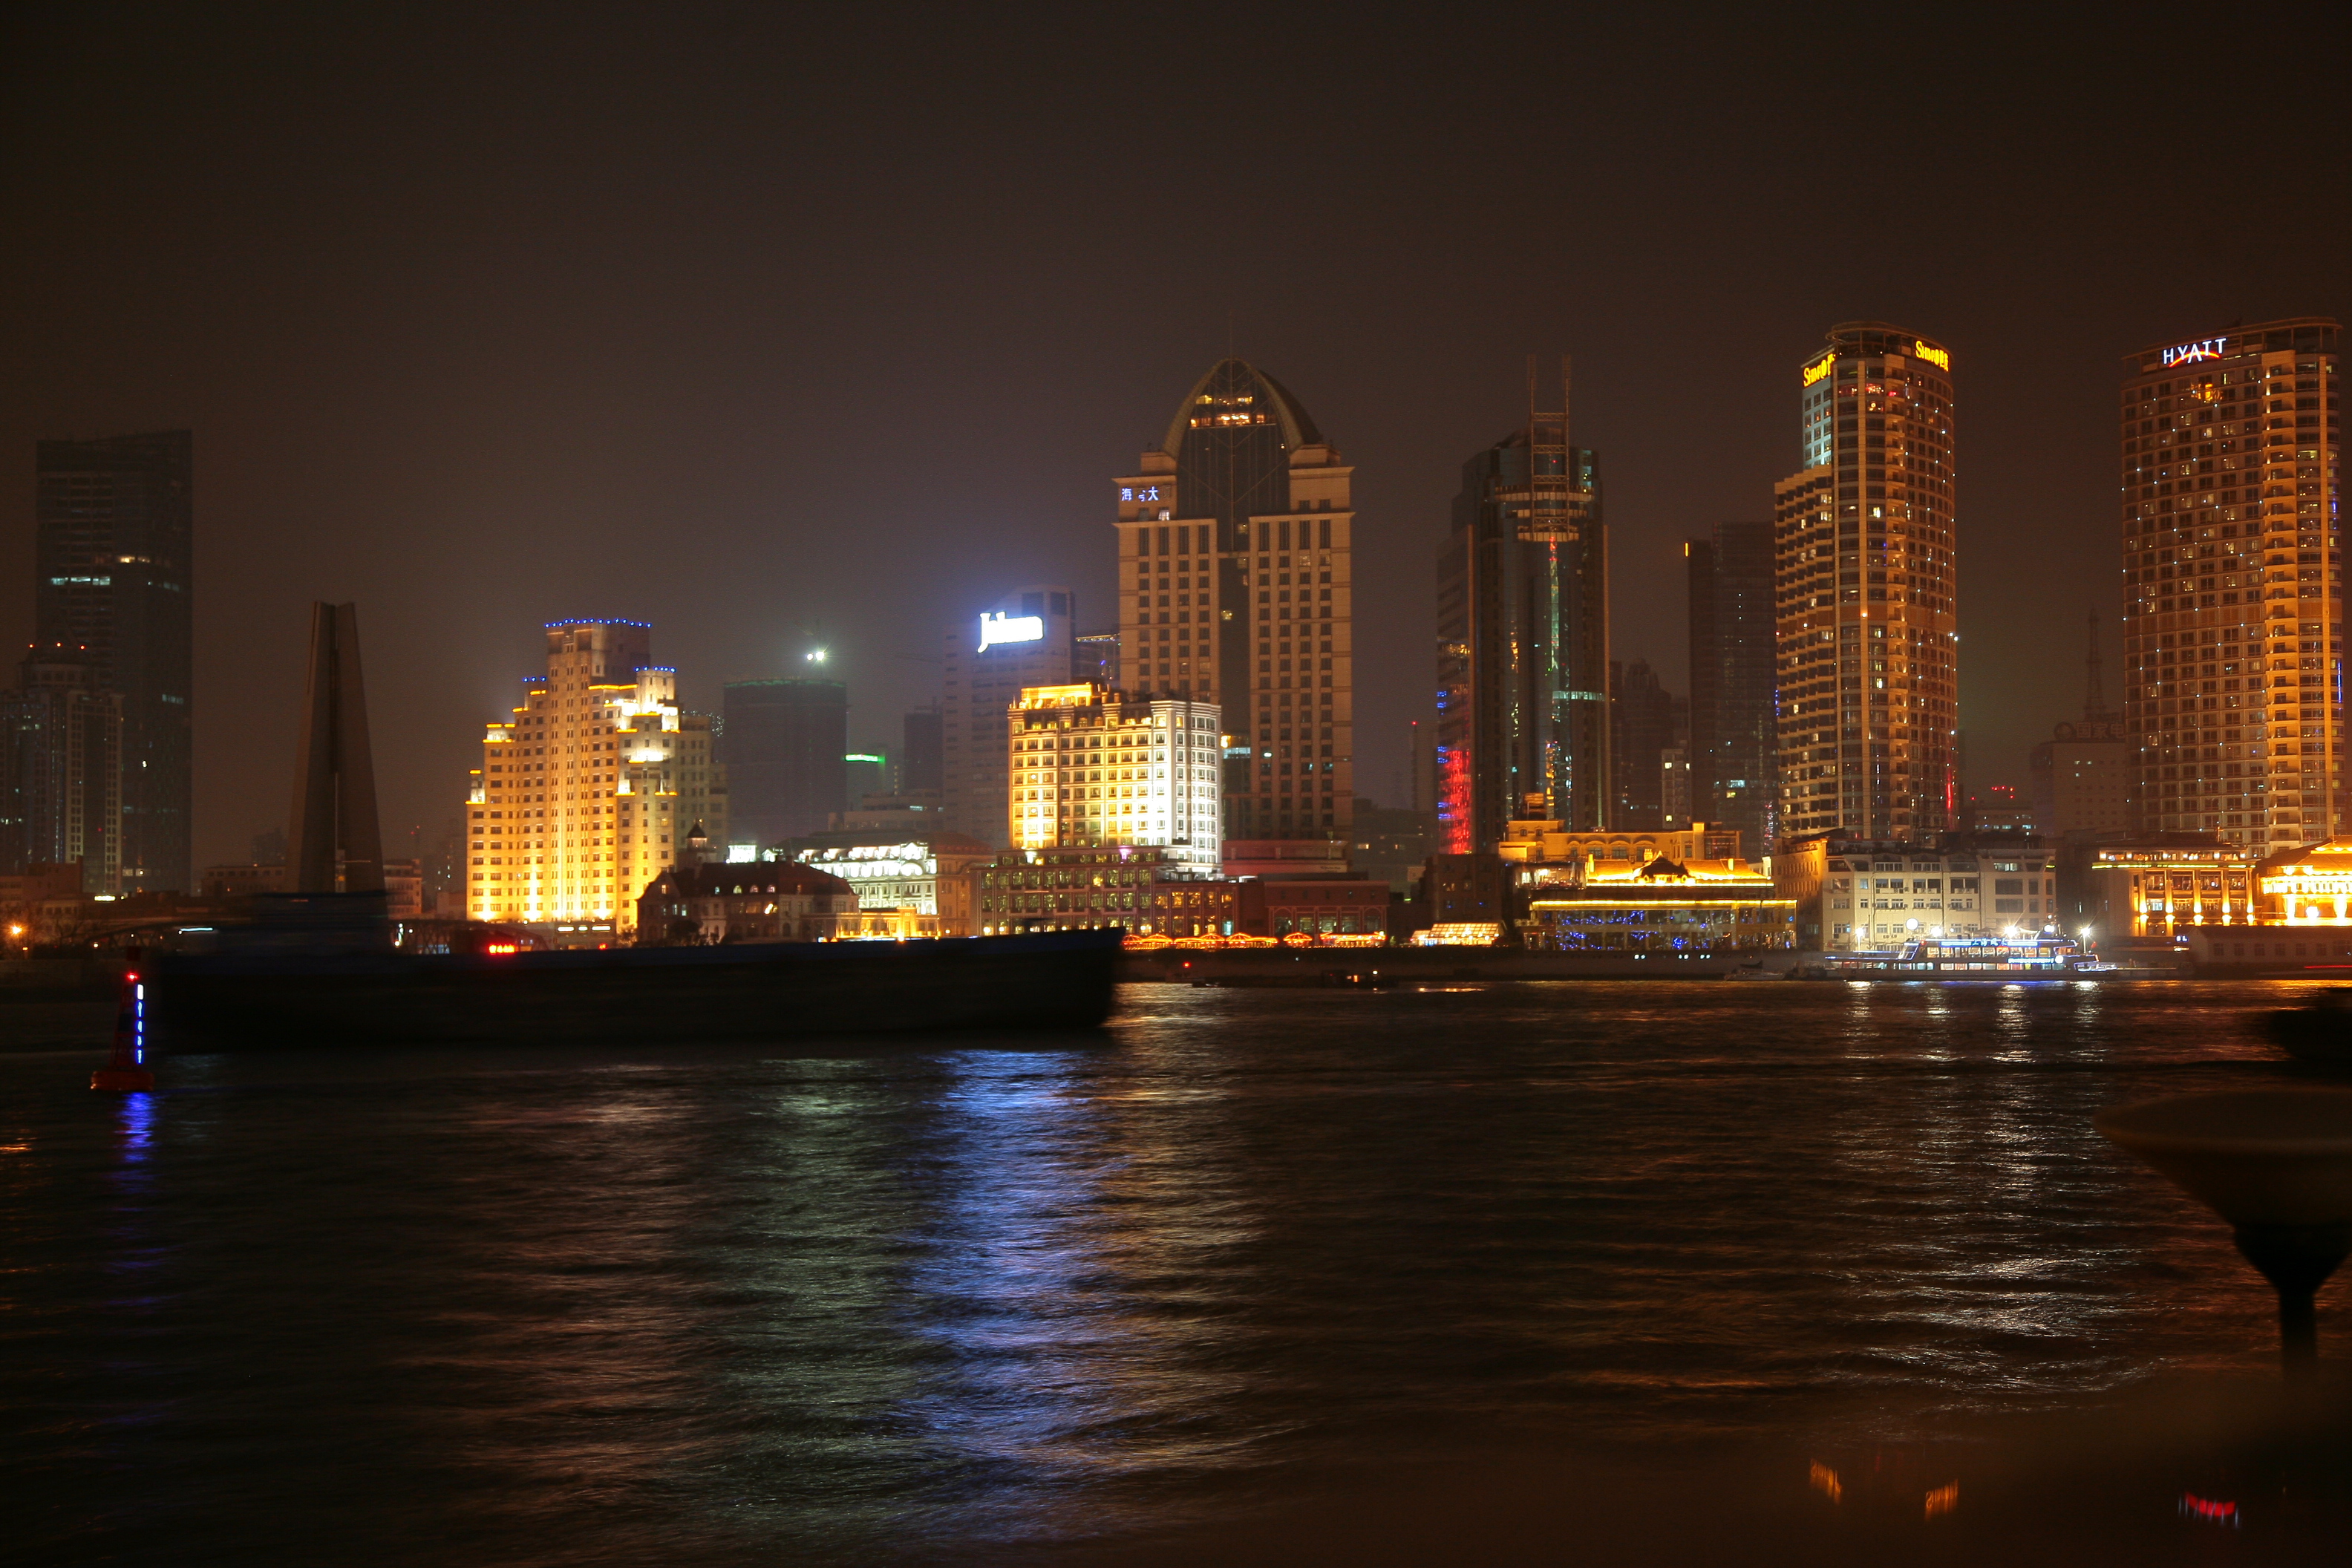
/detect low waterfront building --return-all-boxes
[976,845,1235,938]
[1234,875,1390,938]
[2058,834,2258,940]
[2258,837,2352,923]
[791,832,991,936]
[633,860,858,944]
[1776,833,2040,950]
[1523,855,1794,953]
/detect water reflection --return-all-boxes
[1,984,2347,1562]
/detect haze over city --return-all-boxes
[7,6,2343,868]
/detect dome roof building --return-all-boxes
[1111,358,1358,849]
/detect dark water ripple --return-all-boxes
[1,980,2346,1563]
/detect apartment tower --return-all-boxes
[34,431,192,892]
[1774,324,1959,843]
[465,619,725,935]
[1114,359,1354,845]
[1434,362,1607,851]
[2120,317,2342,847]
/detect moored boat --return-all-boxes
[1811,933,2090,981]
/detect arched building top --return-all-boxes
[1159,356,1324,457]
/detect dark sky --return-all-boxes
[4,4,2347,869]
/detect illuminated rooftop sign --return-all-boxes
[2162,336,2228,368]
[1912,341,1950,370]
[977,612,1046,653]
[1802,353,1835,387]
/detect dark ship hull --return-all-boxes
[148,929,1120,1051]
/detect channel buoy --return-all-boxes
[90,961,155,1093]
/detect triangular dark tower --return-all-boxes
[287,602,385,894]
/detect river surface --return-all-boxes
[5,979,2351,1564]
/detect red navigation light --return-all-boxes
[125,972,139,982]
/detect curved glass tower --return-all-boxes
[1434,362,1608,850]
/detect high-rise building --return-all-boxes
[34,431,192,892]
[900,707,943,794]
[941,585,1075,846]
[2031,613,2132,837]
[1114,358,1355,843]
[1608,658,1679,833]
[1774,323,1959,843]
[465,619,725,935]
[1686,523,1778,852]
[1005,681,1222,866]
[843,751,887,804]
[0,646,122,890]
[722,678,847,846]
[1435,364,1607,851]
[2119,317,2342,849]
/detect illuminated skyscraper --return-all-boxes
[940,585,1074,846]
[465,619,724,935]
[1774,323,1959,843]
[34,431,192,892]
[2120,317,2342,847]
[1434,363,1606,851]
[1113,359,1354,844]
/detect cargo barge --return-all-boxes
[148,927,1120,1051]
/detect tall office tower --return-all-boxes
[34,431,192,892]
[464,619,724,935]
[1434,364,1606,851]
[900,707,943,794]
[1114,358,1355,844]
[0,646,123,889]
[1608,658,1679,832]
[1774,324,1959,843]
[1686,523,1778,854]
[2120,318,2342,848]
[941,585,1074,845]
[1005,682,1223,865]
[722,678,847,846]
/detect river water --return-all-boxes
[4,980,2350,1564]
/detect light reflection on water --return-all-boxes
[1,981,2347,1562]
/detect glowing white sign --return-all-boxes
[977,612,1046,653]
[2162,337,2227,368]
[1120,486,1163,503]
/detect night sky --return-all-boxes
[4,4,2346,870]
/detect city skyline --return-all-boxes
[3,11,2344,872]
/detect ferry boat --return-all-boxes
[1812,933,2091,980]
